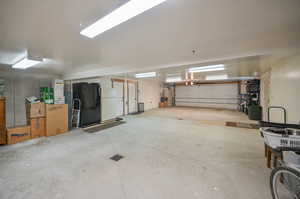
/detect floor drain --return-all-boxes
[110,154,124,161]
[178,118,183,120]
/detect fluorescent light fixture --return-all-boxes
[189,64,225,73]
[206,74,228,80]
[166,76,182,83]
[12,57,42,69]
[135,72,156,78]
[190,72,194,80]
[80,0,167,38]
[237,76,257,80]
[167,73,180,77]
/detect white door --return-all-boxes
[102,81,124,120]
[128,82,137,114]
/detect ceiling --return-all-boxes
[123,55,265,81]
[0,0,300,79]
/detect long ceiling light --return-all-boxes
[206,74,228,80]
[80,0,167,38]
[189,64,225,73]
[12,57,42,69]
[166,76,182,83]
[135,72,156,78]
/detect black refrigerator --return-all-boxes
[72,82,101,127]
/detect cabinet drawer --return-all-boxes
[0,116,4,126]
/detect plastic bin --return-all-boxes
[283,151,300,169]
[138,103,144,113]
[248,105,262,120]
[261,127,300,150]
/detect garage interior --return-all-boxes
[0,0,300,199]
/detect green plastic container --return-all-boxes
[40,87,54,104]
[248,105,262,121]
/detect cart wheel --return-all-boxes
[270,166,300,199]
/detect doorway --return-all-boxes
[127,82,137,114]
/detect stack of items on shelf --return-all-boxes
[40,79,65,104]
[6,102,68,145]
[0,79,69,145]
[53,79,65,104]
[159,97,168,108]
[5,98,68,145]
[238,79,262,120]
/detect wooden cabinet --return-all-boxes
[0,98,6,144]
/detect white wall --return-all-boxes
[72,77,161,121]
[260,70,271,121]
[138,79,161,111]
[267,54,300,124]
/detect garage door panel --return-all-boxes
[176,102,237,109]
[176,98,238,104]
[175,84,238,110]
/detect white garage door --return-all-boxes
[175,84,239,110]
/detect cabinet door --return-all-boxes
[0,100,5,127]
[0,100,6,144]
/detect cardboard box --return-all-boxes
[26,102,45,118]
[7,126,31,145]
[30,117,46,138]
[45,104,68,137]
[159,102,168,108]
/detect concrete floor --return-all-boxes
[142,107,258,126]
[0,114,271,199]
